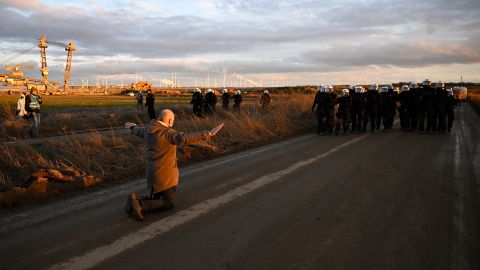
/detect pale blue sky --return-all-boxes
[1,0,479,86]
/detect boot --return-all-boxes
[130,193,144,221]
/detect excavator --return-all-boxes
[0,64,46,90]
[0,35,76,94]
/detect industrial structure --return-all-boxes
[0,34,76,94]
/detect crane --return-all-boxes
[37,34,76,93]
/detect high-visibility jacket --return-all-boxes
[29,95,40,110]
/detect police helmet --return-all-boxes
[401,85,409,92]
[370,84,378,91]
[409,83,417,89]
[436,81,445,88]
[447,89,453,96]
[422,79,431,86]
[341,89,350,96]
[222,89,228,94]
[264,90,269,94]
[324,85,333,93]
[354,86,363,93]
[380,86,389,93]
[236,90,241,95]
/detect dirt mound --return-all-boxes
[0,168,101,208]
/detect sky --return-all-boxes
[0,0,479,87]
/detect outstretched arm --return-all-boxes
[166,123,225,145]
[125,122,147,139]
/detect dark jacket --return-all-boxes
[260,93,271,106]
[145,93,155,108]
[233,94,242,106]
[337,95,352,115]
[351,92,366,112]
[221,93,230,106]
[190,92,203,105]
[398,91,414,111]
[365,90,380,113]
[205,92,217,105]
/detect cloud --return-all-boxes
[0,0,479,83]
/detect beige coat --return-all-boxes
[132,120,210,193]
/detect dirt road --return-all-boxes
[0,104,479,270]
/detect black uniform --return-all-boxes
[204,92,217,115]
[312,91,337,135]
[190,92,204,117]
[363,90,381,132]
[232,93,242,111]
[446,94,455,132]
[324,92,337,134]
[336,95,351,134]
[419,85,435,132]
[351,91,366,132]
[221,93,230,111]
[379,90,397,130]
[436,89,448,133]
[432,88,441,132]
[145,92,156,120]
[410,87,420,130]
[312,91,325,134]
[398,90,414,131]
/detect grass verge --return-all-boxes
[0,94,315,211]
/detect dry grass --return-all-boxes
[0,94,315,209]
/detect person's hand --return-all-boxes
[209,123,224,136]
[124,122,137,129]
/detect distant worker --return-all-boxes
[232,90,243,111]
[350,85,366,132]
[124,110,224,221]
[190,88,204,117]
[221,89,230,111]
[335,88,351,135]
[446,89,456,132]
[135,90,143,113]
[145,88,156,120]
[364,84,381,132]
[204,89,217,115]
[16,93,27,118]
[260,90,272,111]
[25,87,43,137]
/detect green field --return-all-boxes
[0,94,191,109]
